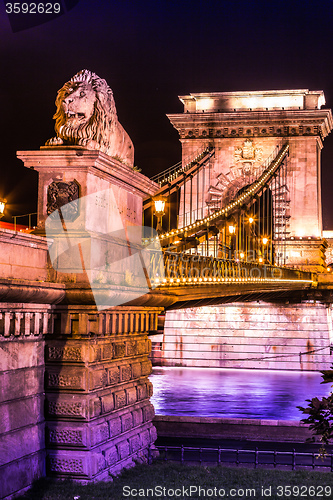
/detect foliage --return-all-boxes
[111,155,141,171]
[297,364,333,456]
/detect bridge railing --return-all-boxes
[149,444,333,471]
[150,143,213,186]
[147,250,314,286]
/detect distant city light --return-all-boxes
[0,199,7,218]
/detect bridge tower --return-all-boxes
[167,89,333,271]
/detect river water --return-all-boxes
[149,367,332,420]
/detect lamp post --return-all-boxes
[153,196,166,233]
[228,223,236,259]
[248,215,255,261]
[0,199,7,219]
[262,236,269,263]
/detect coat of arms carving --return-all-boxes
[47,181,80,221]
[234,140,263,175]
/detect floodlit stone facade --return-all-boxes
[168,89,333,270]
[156,302,333,371]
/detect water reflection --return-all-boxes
[150,367,332,420]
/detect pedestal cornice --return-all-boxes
[0,279,65,304]
[17,148,159,199]
[167,108,333,140]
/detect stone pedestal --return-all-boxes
[13,148,162,487]
[45,306,161,480]
[17,149,160,295]
[17,148,159,236]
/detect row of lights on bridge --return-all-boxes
[158,147,210,186]
[153,276,313,286]
[154,146,288,241]
[153,197,270,250]
[154,197,258,233]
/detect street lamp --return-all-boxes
[227,223,236,259]
[261,236,270,264]
[0,199,7,219]
[153,196,166,233]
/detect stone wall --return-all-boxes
[154,415,316,443]
[154,302,333,371]
[0,230,49,282]
[0,304,54,500]
[45,306,160,480]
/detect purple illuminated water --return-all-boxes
[150,367,332,420]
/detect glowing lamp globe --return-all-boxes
[0,199,6,218]
[153,197,166,216]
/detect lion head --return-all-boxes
[46,69,134,165]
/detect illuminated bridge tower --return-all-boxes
[167,89,333,271]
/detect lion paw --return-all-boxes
[46,137,64,146]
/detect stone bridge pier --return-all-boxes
[44,305,159,480]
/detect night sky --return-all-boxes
[1,0,333,227]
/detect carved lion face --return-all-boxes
[49,70,116,149]
[60,82,96,131]
[46,69,134,165]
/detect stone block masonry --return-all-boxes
[0,230,49,282]
[45,306,161,481]
[168,89,333,270]
[0,304,55,500]
[153,415,316,443]
[158,302,333,370]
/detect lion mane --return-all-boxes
[46,69,134,166]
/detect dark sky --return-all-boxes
[1,0,333,227]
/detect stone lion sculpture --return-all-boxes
[46,69,134,166]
